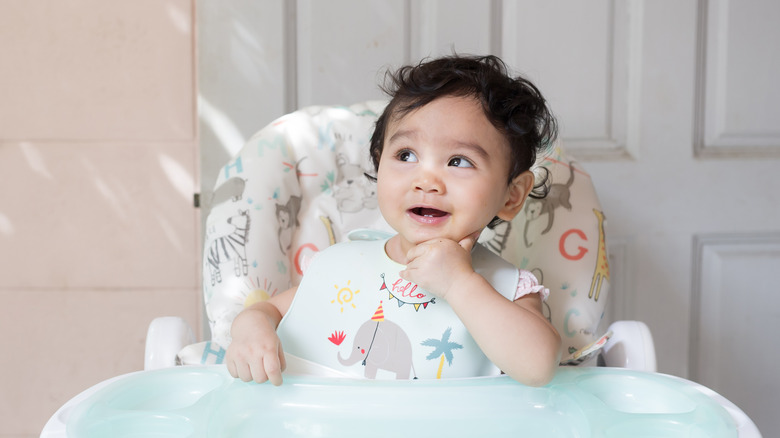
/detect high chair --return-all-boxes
[42,101,761,438]
[152,100,655,372]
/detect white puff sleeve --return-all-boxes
[514,270,550,302]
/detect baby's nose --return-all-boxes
[413,170,444,194]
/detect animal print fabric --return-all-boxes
[181,102,609,365]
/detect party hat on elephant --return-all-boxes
[371,302,385,322]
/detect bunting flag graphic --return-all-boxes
[386,293,436,311]
[379,273,435,312]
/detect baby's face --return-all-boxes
[376,95,516,255]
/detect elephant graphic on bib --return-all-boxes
[337,304,415,379]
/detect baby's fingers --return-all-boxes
[247,359,270,385]
[279,344,287,373]
[234,360,256,383]
[458,231,481,253]
[226,358,239,379]
[264,345,286,386]
[404,242,428,264]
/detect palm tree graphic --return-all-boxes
[421,327,463,379]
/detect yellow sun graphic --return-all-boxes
[244,289,269,308]
[331,280,360,313]
[243,277,278,308]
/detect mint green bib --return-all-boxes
[277,238,518,379]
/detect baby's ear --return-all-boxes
[497,171,534,221]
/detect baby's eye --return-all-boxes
[448,156,474,168]
[397,150,418,162]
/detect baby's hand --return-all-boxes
[400,231,481,299]
[224,306,286,386]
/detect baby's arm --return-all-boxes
[402,237,561,386]
[224,286,296,386]
[448,276,561,386]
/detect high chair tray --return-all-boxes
[45,365,759,438]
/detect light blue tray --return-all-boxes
[67,366,736,438]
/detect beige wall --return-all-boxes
[0,1,201,436]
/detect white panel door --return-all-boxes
[199,0,780,432]
[296,0,407,106]
[498,1,778,432]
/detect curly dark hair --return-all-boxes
[368,54,557,204]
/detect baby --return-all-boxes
[225,54,562,386]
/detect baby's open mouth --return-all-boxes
[410,207,448,218]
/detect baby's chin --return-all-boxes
[401,232,472,246]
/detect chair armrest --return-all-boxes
[602,320,657,372]
[144,316,195,370]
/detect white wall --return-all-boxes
[0,1,200,436]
